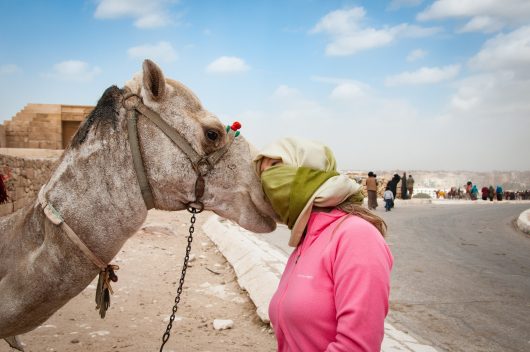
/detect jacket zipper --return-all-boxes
[295,246,302,264]
[276,239,306,347]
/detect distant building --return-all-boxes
[0,104,93,149]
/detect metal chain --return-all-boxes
[159,207,201,351]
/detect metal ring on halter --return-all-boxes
[122,93,143,111]
[193,157,213,177]
[187,202,204,213]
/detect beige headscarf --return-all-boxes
[254,137,362,247]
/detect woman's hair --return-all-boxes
[336,197,387,237]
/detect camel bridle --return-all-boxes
[122,92,237,212]
[122,92,238,351]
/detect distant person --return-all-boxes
[366,171,378,210]
[255,137,393,352]
[406,175,415,198]
[387,174,401,205]
[471,184,479,200]
[465,181,472,200]
[383,186,394,212]
[488,185,495,201]
[401,172,408,199]
[481,186,489,201]
[496,185,504,201]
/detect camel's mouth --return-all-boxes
[211,194,277,234]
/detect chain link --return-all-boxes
[159,207,200,351]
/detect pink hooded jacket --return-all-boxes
[269,209,393,352]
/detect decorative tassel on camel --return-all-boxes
[0,173,9,204]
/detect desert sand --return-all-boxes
[1,210,276,352]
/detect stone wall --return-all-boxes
[0,124,5,148]
[0,149,61,217]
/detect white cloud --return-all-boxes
[241,71,528,170]
[240,84,428,171]
[458,16,503,33]
[45,61,102,82]
[310,7,441,56]
[329,82,366,100]
[311,7,366,35]
[438,25,530,169]
[94,0,178,28]
[205,56,250,74]
[385,65,460,86]
[468,26,530,74]
[127,41,178,62]
[418,0,530,33]
[443,71,530,169]
[0,64,21,76]
[388,0,423,11]
[311,76,371,100]
[445,25,530,130]
[406,49,427,62]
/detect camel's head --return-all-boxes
[124,60,277,233]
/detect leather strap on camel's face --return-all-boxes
[122,92,241,212]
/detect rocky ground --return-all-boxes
[1,210,276,352]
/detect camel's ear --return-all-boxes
[142,59,166,101]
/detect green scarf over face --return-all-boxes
[261,165,339,229]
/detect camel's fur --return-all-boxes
[0,60,277,347]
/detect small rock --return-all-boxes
[70,339,80,344]
[213,319,234,330]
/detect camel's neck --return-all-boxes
[43,129,148,264]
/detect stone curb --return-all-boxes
[516,209,530,235]
[202,214,438,352]
[202,215,287,322]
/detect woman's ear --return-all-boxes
[142,59,166,101]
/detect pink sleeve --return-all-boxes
[325,219,393,352]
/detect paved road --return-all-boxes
[262,203,530,352]
[385,203,530,352]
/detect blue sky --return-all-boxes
[1,0,529,171]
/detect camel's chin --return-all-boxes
[238,215,277,234]
[211,207,277,234]
[155,200,188,212]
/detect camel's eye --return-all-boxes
[206,129,219,141]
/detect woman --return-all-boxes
[366,171,378,210]
[471,184,479,200]
[254,137,393,352]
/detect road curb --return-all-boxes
[516,208,530,235]
[202,214,438,352]
[202,215,286,322]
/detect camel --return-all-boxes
[0,60,277,350]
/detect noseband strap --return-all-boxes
[122,93,235,211]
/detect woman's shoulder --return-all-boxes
[327,213,393,267]
[330,213,386,245]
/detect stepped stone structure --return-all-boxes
[0,124,5,148]
[0,103,93,149]
[0,104,92,216]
